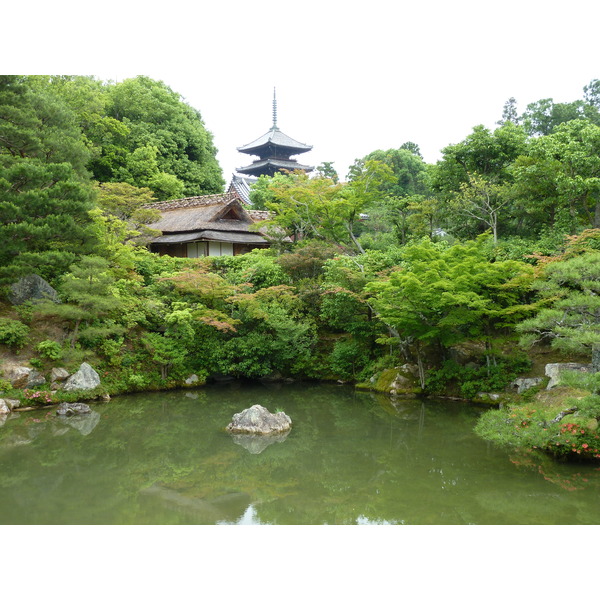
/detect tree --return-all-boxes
[399,141,422,158]
[0,76,95,282]
[517,251,600,358]
[511,120,600,234]
[431,122,528,191]
[367,236,533,385]
[430,122,528,239]
[451,173,510,244]
[259,163,394,255]
[104,76,224,196]
[497,97,520,126]
[521,98,589,137]
[356,148,429,198]
[315,161,339,183]
[36,255,126,348]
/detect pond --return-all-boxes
[1,382,599,525]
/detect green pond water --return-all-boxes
[1,382,599,525]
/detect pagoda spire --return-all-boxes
[236,90,313,177]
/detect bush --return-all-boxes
[37,340,63,361]
[0,317,30,348]
[0,380,13,394]
[23,388,54,405]
[475,398,600,460]
[329,338,370,380]
[425,356,532,399]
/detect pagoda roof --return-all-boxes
[236,158,314,176]
[237,126,312,156]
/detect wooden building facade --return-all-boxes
[148,192,274,258]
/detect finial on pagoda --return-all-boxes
[272,87,278,129]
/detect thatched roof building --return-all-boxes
[148,191,276,258]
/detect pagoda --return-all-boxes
[236,90,313,177]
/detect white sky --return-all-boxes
[7,0,600,186]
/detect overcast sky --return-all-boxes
[8,0,600,186]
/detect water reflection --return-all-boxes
[230,431,290,454]
[0,383,599,524]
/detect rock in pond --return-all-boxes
[226,404,292,435]
[56,402,92,416]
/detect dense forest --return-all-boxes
[2,74,600,462]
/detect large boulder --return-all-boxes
[4,366,32,389]
[50,368,70,383]
[545,363,591,389]
[25,370,46,388]
[226,405,292,435]
[9,274,60,305]
[63,363,101,391]
[511,377,545,394]
[0,398,20,427]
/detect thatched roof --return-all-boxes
[149,193,253,234]
[147,191,283,246]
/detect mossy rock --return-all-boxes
[358,365,421,395]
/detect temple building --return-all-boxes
[235,90,313,178]
[147,192,279,258]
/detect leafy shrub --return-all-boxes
[37,340,63,361]
[475,398,600,460]
[425,356,532,399]
[0,317,30,348]
[329,339,371,380]
[29,358,43,370]
[98,338,124,366]
[0,380,13,394]
[23,388,54,405]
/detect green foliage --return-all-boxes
[0,76,96,282]
[0,380,13,394]
[212,250,290,290]
[35,255,126,348]
[329,338,371,380]
[360,147,429,198]
[475,397,600,459]
[276,240,338,281]
[367,236,534,352]
[517,251,600,356]
[425,356,532,399]
[0,317,30,348]
[103,76,224,196]
[36,340,63,360]
[22,388,54,405]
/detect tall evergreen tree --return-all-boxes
[0,76,95,283]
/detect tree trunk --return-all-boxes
[592,343,600,373]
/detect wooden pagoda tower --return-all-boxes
[236,90,313,177]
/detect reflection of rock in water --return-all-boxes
[140,484,251,523]
[231,430,290,454]
[57,411,101,436]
